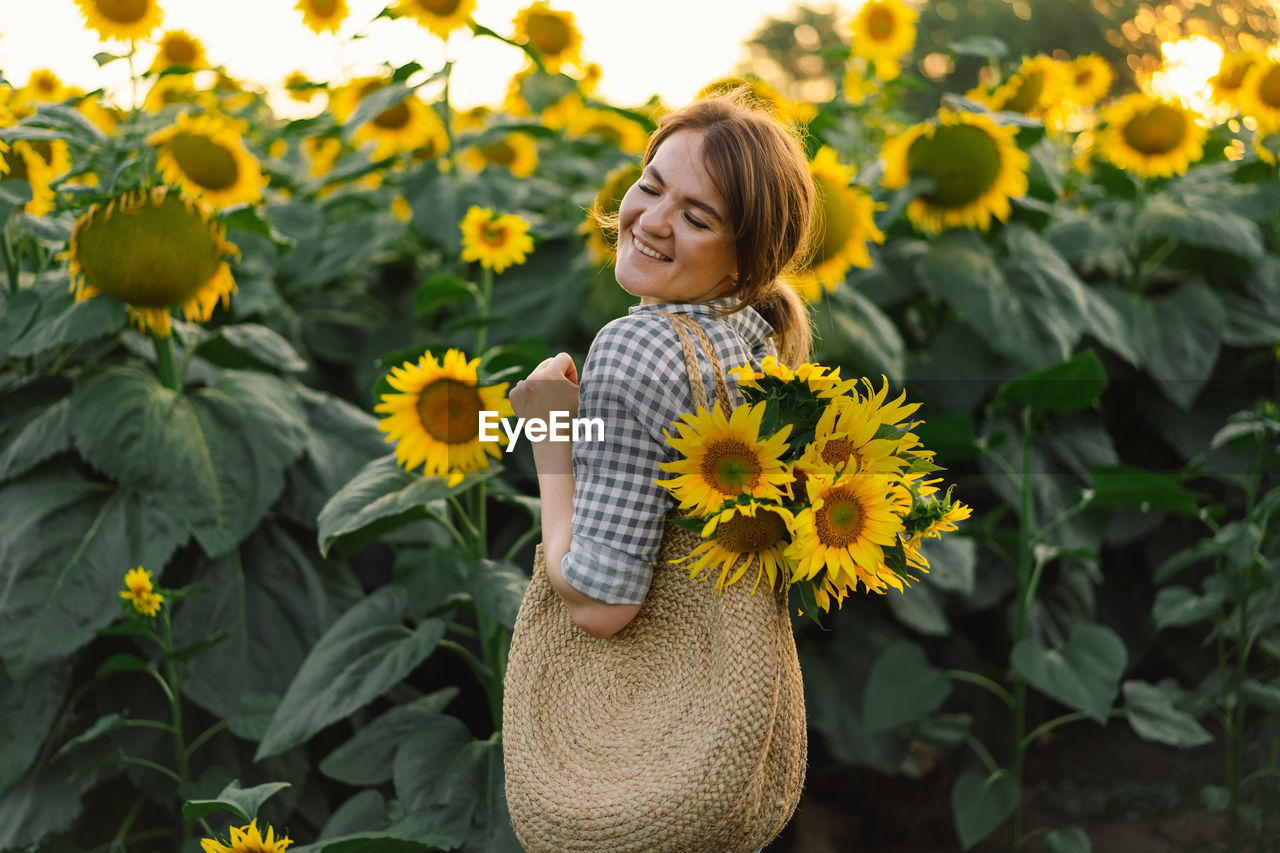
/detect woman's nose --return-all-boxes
[636,197,672,237]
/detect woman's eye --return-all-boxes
[685,214,708,230]
[638,183,658,195]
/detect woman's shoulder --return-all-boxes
[586,311,685,375]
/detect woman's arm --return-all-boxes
[511,353,643,640]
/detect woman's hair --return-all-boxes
[642,92,817,367]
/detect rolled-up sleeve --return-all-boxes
[558,315,686,605]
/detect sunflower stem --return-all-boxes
[1008,405,1035,853]
[1,225,19,296]
[441,57,458,174]
[151,332,180,390]
[161,607,190,846]
[475,265,494,355]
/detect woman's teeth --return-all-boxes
[634,236,671,261]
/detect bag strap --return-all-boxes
[659,312,735,417]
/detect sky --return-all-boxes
[0,0,846,115]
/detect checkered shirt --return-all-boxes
[558,296,778,605]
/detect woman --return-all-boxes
[510,93,816,639]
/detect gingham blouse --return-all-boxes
[558,296,778,605]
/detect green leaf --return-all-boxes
[196,323,308,374]
[316,455,500,557]
[0,398,72,483]
[0,286,41,357]
[390,716,478,848]
[414,273,479,316]
[1152,582,1224,630]
[70,367,309,557]
[1241,677,1280,711]
[1201,784,1230,811]
[465,560,528,630]
[342,83,414,143]
[310,836,433,853]
[518,70,578,113]
[885,582,950,636]
[1135,193,1264,260]
[52,713,133,762]
[1154,539,1219,584]
[7,275,126,358]
[1044,826,1092,853]
[919,535,976,597]
[825,286,906,380]
[1089,466,1201,515]
[951,768,1018,850]
[949,35,1008,58]
[256,587,445,759]
[319,689,459,785]
[0,665,68,793]
[0,465,189,679]
[861,642,951,733]
[0,741,106,850]
[183,780,292,821]
[1011,623,1127,723]
[996,349,1106,418]
[1122,680,1212,748]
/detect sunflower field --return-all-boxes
[2,0,1279,850]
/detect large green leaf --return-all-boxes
[0,465,189,679]
[183,779,292,821]
[320,688,459,785]
[1089,466,1201,515]
[317,454,500,557]
[6,273,126,358]
[1151,580,1225,630]
[174,524,330,727]
[0,286,41,358]
[885,582,949,636]
[918,231,1077,368]
[1099,283,1224,410]
[195,323,308,374]
[861,641,951,734]
[1011,623,1127,723]
[0,397,72,483]
[824,286,906,380]
[1135,193,1265,260]
[256,586,445,759]
[0,665,68,795]
[951,768,1018,850]
[0,743,107,851]
[919,535,976,597]
[1122,679,1212,748]
[465,559,529,630]
[995,349,1106,419]
[71,366,309,556]
[1044,826,1092,853]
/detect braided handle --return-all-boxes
[661,312,735,417]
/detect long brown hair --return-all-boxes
[642,92,816,366]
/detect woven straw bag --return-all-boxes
[502,311,807,853]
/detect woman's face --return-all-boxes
[615,130,738,306]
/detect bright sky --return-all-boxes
[0,0,843,116]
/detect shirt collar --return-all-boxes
[627,296,775,351]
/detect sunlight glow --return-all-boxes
[1143,35,1227,122]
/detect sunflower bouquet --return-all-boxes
[656,357,969,616]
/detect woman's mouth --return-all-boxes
[632,234,672,262]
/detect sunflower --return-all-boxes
[730,356,855,401]
[1063,54,1112,107]
[803,392,917,477]
[296,0,348,34]
[77,95,123,135]
[462,131,538,177]
[1096,93,1206,178]
[374,349,513,485]
[1211,51,1262,110]
[149,30,207,71]
[656,402,793,517]
[674,500,797,595]
[459,206,534,273]
[1237,58,1280,126]
[974,55,1066,121]
[201,819,292,853]
[696,75,816,125]
[579,161,642,263]
[513,2,582,72]
[793,146,884,299]
[284,71,320,103]
[1256,122,1280,164]
[148,114,266,208]
[842,62,880,106]
[3,139,71,216]
[566,108,649,153]
[75,0,162,41]
[880,109,1029,233]
[786,471,908,595]
[331,77,449,159]
[304,135,343,179]
[15,69,76,114]
[850,0,917,81]
[119,567,164,617]
[143,76,212,113]
[396,0,476,40]
[68,187,239,337]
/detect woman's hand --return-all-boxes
[510,352,580,425]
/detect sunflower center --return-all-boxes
[1216,60,1250,91]
[416,378,482,445]
[480,139,516,165]
[374,101,411,129]
[526,13,572,56]
[866,7,896,40]
[701,438,762,495]
[73,192,223,308]
[95,0,149,23]
[814,175,857,265]
[481,222,510,247]
[815,488,865,547]
[311,0,340,16]
[168,132,240,191]
[1074,69,1093,87]
[165,38,198,64]
[583,122,623,144]
[35,75,57,94]
[1258,65,1280,109]
[820,437,858,470]
[908,124,1002,208]
[1003,70,1045,113]
[715,509,789,553]
[1121,106,1187,155]
[415,0,463,13]
[2,149,27,181]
